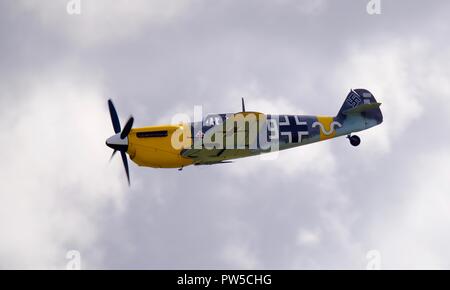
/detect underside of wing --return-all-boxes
[194,160,233,165]
[181,148,257,165]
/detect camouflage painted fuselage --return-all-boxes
[178,89,383,165]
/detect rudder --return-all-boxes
[336,89,383,125]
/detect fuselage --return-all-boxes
[125,111,380,168]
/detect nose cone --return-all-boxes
[105,134,129,151]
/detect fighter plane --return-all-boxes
[106,88,383,184]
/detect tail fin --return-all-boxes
[336,89,383,124]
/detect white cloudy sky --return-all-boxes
[1,0,450,269]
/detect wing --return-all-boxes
[181,147,257,165]
[181,112,267,165]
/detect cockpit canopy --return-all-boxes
[203,113,233,127]
[203,112,265,127]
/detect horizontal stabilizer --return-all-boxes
[342,102,381,115]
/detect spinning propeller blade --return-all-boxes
[106,99,133,186]
[108,100,121,134]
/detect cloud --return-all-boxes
[221,243,261,269]
[293,0,327,15]
[15,0,191,47]
[296,228,321,246]
[369,150,450,269]
[0,73,126,268]
[2,0,450,270]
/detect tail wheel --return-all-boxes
[348,135,361,147]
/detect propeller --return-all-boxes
[106,99,133,185]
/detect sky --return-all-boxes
[1,0,450,269]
